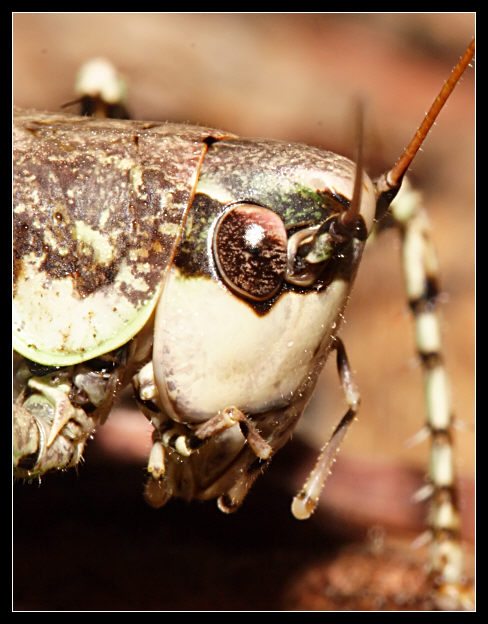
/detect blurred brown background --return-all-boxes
[13,13,474,610]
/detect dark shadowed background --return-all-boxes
[13,13,474,611]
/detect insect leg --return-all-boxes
[390,180,471,608]
[291,337,360,520]
[193,407,273,460]
[65,57,130,119]
[13,348,127,479]
[133,360,274,508]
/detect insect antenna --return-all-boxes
[375,38,475,221]
[338,98,365,232]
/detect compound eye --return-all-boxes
[213,203,288,301]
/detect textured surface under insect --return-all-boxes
[12,439,474,610]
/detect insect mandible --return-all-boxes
[13,39,475,608]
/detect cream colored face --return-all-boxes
[153,266,351,423]
[152,149,377,424]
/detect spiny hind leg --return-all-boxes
[390,180,472,608]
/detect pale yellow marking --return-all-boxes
[74,220,115,264]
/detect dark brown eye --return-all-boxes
[213,203,288,301]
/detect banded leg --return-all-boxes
[291,337,360,520]
[390,181,471,607]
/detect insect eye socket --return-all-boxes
[212,203,288,301]
[285,218,347,287]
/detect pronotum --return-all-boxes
[13,31,474,608]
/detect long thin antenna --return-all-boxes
[339,99,364,229]
[375,38,475,217]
